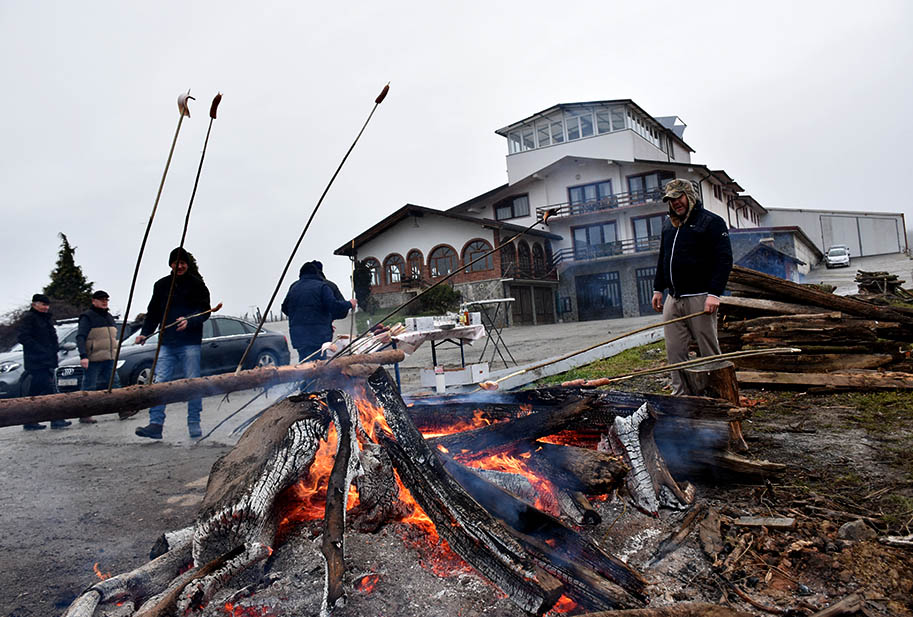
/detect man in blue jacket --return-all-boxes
[134,248,211,440]
[282,262,355,362]
[652,179,733,395]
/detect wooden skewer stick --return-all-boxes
[107,90,194,391]
[558,347,801,388]
[476,310,708,391]
[235,82,390,374]
[145,303,223,339]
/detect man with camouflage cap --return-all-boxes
[651,178,732,395]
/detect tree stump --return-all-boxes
[681,361,748,453]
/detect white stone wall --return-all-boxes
[356,214,496,264]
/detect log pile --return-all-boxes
[720,266,913,388]
[855,270,913,303]
[64,371,781,617]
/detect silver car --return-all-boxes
[825,246,850,269]
[0,322,82,398]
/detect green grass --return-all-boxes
[840,390,913,434]
[536,340,667,388]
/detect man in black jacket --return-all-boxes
[75,290,120,423]
[134,248,211,440]
[651,179,733,395]
[282,262,354,361]
[18,293,69,430]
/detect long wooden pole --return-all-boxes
[151,93,223,379]
[235,83,390,373]
[108,91,194,391]
[0,350,404,428]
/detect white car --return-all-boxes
[825,246,850,269]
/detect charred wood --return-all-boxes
[646,502,707,568]
[520,441,628,495]
[367,368,564,615]
[348,436,405,533]
[577,604,756,617]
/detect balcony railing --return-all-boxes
[536,189,666,220]
[500,261,559,281]
[552,236,661,266]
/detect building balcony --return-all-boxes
[552,236,661,266]
[537,189,665,220]
[499,262,559,281]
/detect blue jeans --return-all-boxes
[148,344,201,426]
[83,360,120,391]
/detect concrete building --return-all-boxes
[763,208,908,257]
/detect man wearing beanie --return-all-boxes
[134,248,211,440]
[282,261,355,361]
[18,294,69,430]
[651,179,733,395]
[75,290,119,423]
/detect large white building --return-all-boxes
[336,99,867,324]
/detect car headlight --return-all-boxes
[0,362,21,373]
[116,360,126,369]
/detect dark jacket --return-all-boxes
[281,268,352,351]
[141,273,211,346]
[653,202,733,298]
[17,308,59,371]
[77,306,118,361]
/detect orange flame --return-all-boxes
[92,562,111,581]
[547,594,579,614]
[462,450,560,516]
[355,573,381,593]
[518,403,534,417]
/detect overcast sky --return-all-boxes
[2,1,911,320]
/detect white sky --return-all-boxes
[2,1,911,319]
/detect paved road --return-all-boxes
[803,252,912,295]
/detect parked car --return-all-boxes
[824,246,851,269]
[0,320,137,398]
[56,316,290,391]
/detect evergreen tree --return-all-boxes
[43,233,93,310]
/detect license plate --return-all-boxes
[58,378,78,387]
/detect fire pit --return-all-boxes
[63,369,795,617]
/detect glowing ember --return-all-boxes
[92,562,110,581]
[461,450,560,516]
[355,573,381,593]
[547,594,579,614]
[538,429,600,448]
[518,403,534,416]
[420,408,501,439]
[223,602,274,616]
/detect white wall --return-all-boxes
[505,131,637,185]
[356,214,496,264]
[764,208,907,256]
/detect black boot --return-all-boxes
[50,419,72,429]
[135,424,163,440]
[23,423,47,431]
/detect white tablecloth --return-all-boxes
[392,324,486,355]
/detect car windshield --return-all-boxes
[828,248,847,256]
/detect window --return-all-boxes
[565,108,594,141]
[494,194,530,220]
[712,184,722,201]
[632,215,665,251]
[522,127,535,150]
[612,107,626,131]
[500,243,517,276]
[463,240,494,272]
[383,254,405,284]
[215,318,246,337]
[551,120,565,144]
[509,132,522,154]
[532,243,546,276]
[429,246,457,277]
[572,222,618,259]
[596,109,611,134]
[537,123,550,147]
[517,241,532,275]
[407,250,423,279]
[628,171,675,203]
[568,180,613,212]
[363,258,380,286]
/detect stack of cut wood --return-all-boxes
[855,270,913,303]
[719,266,913,389]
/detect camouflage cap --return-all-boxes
[662,178,698,202]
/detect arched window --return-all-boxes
[532,243,546,277]
[517,241,532,276]
[429,246,458,278]
[363,258,380,286]
[500,243,517,277]
[407,250,423,280]
[462,239,494,272]
[383,254,405,284]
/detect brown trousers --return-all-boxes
[662,294,721,395]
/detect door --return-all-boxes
[200,318,228,375]
[511,286,534,325]
[636,267,657,315]
[533,287,555,324]
[575,272,623,321]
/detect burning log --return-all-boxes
[521,441,628,496]
[368,368,648,612]
[320,391,361,615]
[347,436,405,533]
[0,350,404,427]
[606,403,694,515]
[367,368,566,615]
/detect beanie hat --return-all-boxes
[32,293,50,304]
[169,247,190,265]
